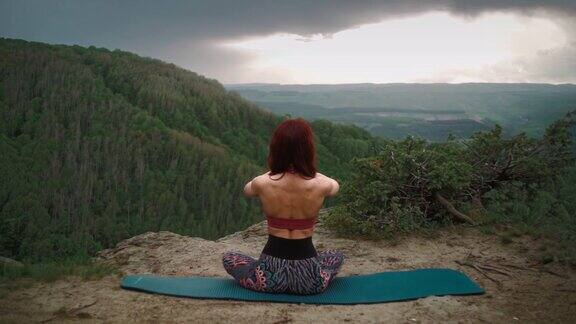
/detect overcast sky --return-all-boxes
[1,1,575,84]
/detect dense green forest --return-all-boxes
[0,38,381,263]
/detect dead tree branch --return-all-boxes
[435,193,475,225]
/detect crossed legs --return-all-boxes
[222,250,345,294]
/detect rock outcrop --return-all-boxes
[1,217,575,323]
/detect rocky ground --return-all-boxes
[1,214,575,323]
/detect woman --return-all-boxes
[222,118,345,295]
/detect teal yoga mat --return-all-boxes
[121,268,484,305]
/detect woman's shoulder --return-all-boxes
[256,170,321,185]
[252,172,271,185]
[253,171,337,197]
[314,172,339,196]
[314,172,335,183]
[314,172,328,179]
[257,170,335,183]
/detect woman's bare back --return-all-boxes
[244,171,339,239]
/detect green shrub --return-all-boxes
[325,112,576,252]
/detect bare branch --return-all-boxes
[435,192,475,224]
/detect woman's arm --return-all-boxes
[325,177,339,197]
[316,172,339,197]
[243,175,262,198]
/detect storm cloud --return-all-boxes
[1,0,575,83]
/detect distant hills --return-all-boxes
[0,38,379,261]
[226,83,576,141]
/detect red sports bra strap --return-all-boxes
[266,215,317,230]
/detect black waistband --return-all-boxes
[261,235,317,260]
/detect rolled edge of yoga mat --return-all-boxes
[121,268,485,305]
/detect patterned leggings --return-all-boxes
[222,250,345,295]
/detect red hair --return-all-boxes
[267,118,317,179]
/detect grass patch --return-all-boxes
[480,169,576,266]
[479,226,495,235]
[0,258,118,284]
[499,234,514,245]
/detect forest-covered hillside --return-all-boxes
[0,38,380,262]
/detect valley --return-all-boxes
[227,83,576,140]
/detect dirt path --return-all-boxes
[1,219,575,323]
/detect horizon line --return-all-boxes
[224,81,576,87]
